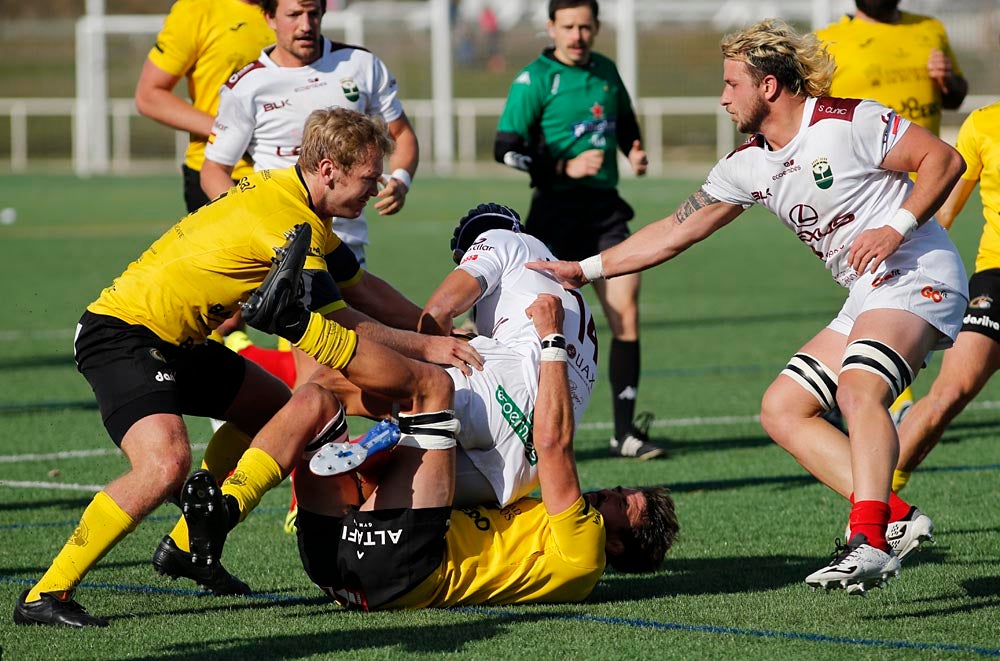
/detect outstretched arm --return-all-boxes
[524,295,580,516]
[525,189,744,287]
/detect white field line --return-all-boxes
[2,399,999,492]
[0,480,105,492]
[0,443,207,465]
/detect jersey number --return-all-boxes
[566,289,599,363]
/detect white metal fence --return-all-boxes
[2,95,993,176]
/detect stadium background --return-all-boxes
[0,0,997,174]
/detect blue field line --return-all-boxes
[3,574,993,657]
[456,606,1000,656]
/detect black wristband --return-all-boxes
[540,334,566,350]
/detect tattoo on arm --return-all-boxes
[675,190,721,224]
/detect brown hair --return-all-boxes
[606,486,679,574]
[298,108,394,174]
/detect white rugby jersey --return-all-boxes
[205,38,403,247]
[451,229,599,505]
[458,228,598,414]
[703,97,960,289]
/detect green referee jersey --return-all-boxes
[496,48,640,192]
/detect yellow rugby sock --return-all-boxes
[222,448,284,523]
[892,469,912,493]
[167,423,252,552]
[27,491,136,602]
[293,313,357,369]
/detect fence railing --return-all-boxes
[1,95,993,175]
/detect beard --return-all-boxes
[855,0,901,22]
[737,95,769,134]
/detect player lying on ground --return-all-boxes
[190,292,677,609]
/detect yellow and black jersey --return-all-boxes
[954,102,1000,273]
[148,0,274,176]
[817,12,963,136]
[387,496,606,608]
[89,167,361,348]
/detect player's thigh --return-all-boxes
[308,365,400,418]
[763,326,847,417]
[932,330,1000,398]
[342,337,452,405]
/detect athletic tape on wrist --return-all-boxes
[390,168,412,191]
[886,208,918,238]
[541,347,569,362]
[579,254,604,282]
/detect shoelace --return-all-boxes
[828,538,857,564]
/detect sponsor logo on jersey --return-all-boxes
[772,162,802,180]
[466,237,494,253]
[263,99,290,112]
[495,386,537,465]
[751,188,772,201]
[342,520,403,547]
[964,313,1000,331]
[590,102,604,119]
[921,285,948,302]
[795,211,856,244]
[340,78,360,102]
[871,269,901,287]
[226,60,265,88]
[460,253,478,264]
[897,97,939,122]
[788,203,820,227]
[515,71,531,86]
[276,146,301,157]
[155,370,176,383]
[809,97,860,125]
[572,118,614,139]
[149,349,166,363]
[970,295,993,310]
[230,22,247,31]
[811,158,834,189]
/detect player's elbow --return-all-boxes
[943,146,966,184]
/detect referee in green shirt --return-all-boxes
[494,0,664,460]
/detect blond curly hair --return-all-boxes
[720,18,835,98]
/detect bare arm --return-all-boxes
[328,305,483,375]
[200,159,236,200]
[418,270,483,336]
[935,177,977,230]
[134,59,214,136]
[525,190,744,287]
[374,113,419,216]
[848,124,966,274]
[341,270,424,331]
[523,295,580,516]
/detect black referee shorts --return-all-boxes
[525,187,634,261]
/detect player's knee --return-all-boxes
[414,364,455,409]
[292,382,342,425]
[133,442,191,496]
[839,338,914,414]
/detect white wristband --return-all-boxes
[540,347,569,362]
[390,168,412,191]
[887,208,918,238]
[579,254,604,283]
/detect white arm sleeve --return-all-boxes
[204,85,256,167]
